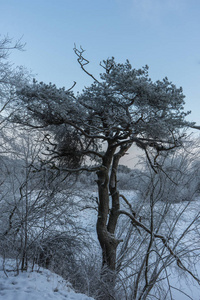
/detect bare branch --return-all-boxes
[73,44,99,83]
[170,286,194,300]
[190,125,200,130]
[66,81,76,92]
[119,209,200,285]
[119,194,136,216]
[53,164,105,173]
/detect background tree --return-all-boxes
[14,48,194,298]
[0,37,94,295]
[0,35,27,123]
[114,142,200,299]
[0,124,89,276]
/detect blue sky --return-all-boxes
[1,0,200,126]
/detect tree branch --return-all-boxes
[73,45,99,83]
[66,81,76,91]
[119,209,200,285]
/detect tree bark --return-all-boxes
[96,143,132,298]
[96,165,118,271]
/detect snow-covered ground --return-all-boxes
[1,190,200,300]
[0,258,94,300]
[76,190,200,299]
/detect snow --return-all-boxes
[1,190,200,299]
[75,190,200,299]
[0,258,94,300]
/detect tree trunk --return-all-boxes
[96,167,118,271]
[96,143,132,298]
[96,148,118,298]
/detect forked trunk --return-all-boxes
[96,144,131,298]
[96,168,119,299]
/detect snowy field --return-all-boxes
[77,190,200,299]
[0,257,200,300]
[0,258,94,300]
[1,190,200,299]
